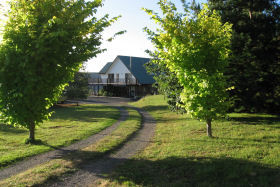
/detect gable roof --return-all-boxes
[99,62,112,74]
[117,55,154,84]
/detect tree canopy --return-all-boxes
[0,0,120,143]
[209,0,280,113]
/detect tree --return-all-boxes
[144,1,232,137]
[64,72,89,100]
[209,0,280,113]
[145,55,185,113]
[0,0,120,143]
[144,0,201,114]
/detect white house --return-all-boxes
[89,55,155,97]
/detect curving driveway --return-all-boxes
[0,96,156,186]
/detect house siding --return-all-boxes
[106,57,136,80]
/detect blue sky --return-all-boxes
[85,0,207,72]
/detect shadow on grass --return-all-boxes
[216,136,280,144]
[49,105,120,123]
[39,153,280,186]
[138,105,193,123]
[228,116,280,125]
[141,105,169,113]
[0,124,27,134]
[107,156,280,186]
[140,104,280,127]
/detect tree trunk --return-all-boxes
[206,119,213,138]
[29,122,35,143]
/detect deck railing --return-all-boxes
[89,78,137,85]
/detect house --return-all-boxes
[88,55,155,97]
[87,72,101,95]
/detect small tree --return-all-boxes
[0,0,120,143]
[144,0,201,114]
[144,1,232,137]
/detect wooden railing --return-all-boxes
[89,78,137,85]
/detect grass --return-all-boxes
[96,95,280,186]
[0,104,120,169]
[0,108,141,187]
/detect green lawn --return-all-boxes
[0,108,141,187]
[0,104,119,169]
[99,95,280,186]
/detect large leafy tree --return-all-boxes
[144,1,232,137]
[0,0,119,143]
[209,0,280,113]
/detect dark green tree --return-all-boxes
[64,72,89,100]
[145,56,185,113]
[209,0,280,113]
[0,0,120,143]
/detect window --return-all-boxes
[108,74,114,83]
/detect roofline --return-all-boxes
[99,55,151,77]
[99,62,113,74]
[116,55,151,61]
[103,56,135,77]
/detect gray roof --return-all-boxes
[117,55,155,84]
[99,62,112,74]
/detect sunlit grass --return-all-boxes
[97,95,280,186]
[0,104,120,169]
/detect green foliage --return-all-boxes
[144,2,232,124]
[145,57,185,113]
[98,89,111,96]
[209,0,280,113]
[144,0,201,114]
[64,72,89,100]
[0,0,119,140]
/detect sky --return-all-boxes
[85,0,207,72]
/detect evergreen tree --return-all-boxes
[64,72,89,100]
[209,0,280,113]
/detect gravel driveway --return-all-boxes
[48,106,156,187]
[0,96,156,186]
